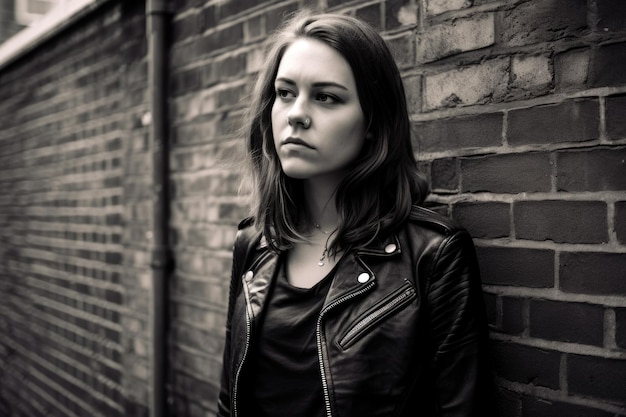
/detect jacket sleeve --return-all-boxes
[425,230,494,417]
[217,224,254,417]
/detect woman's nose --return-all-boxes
[287,97,310,129]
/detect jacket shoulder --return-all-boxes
[234,217,260,255]
[407,205,464,236]
[238,216,255,230]
[232,217,262,278]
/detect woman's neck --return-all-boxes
[303,177,340,232]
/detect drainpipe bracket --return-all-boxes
[147,0,173,15]
[150,246,175,271]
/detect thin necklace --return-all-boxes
[313,223,332,235]
[316,228,337,267]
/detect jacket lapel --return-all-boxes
[323,234,402,308]
[241,236,279,321]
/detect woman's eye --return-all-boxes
[276,89,294,99]
[317,93,338,103]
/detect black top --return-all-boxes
[248,261,334,417]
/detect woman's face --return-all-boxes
[271,38,366,183]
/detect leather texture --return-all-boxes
[217,206,494,417]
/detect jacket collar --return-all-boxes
[326,233,401,301]
[247,231,403,313]
[355,233,402,258]
[254,232,402,257]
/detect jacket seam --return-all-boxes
[423,231,465,361]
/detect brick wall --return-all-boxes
[411,0,626,415]
[0,1,151,416]
[167,0,626,416]
[1,0,625,416]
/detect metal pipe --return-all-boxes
[146,1,172,417]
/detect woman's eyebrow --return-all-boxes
[275,77,349,90]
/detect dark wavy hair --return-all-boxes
[241,10,429,255]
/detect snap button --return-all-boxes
[357,273,370,283]
[243,271,254,282]
[384,243,397,253]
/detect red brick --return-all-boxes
[605,94,626,141]
[514,200,608,244]
[507,99,600,146]
[560,252,626,295]
[244,14,263,42]
[426,0,469,15]
[172,119,218,146]
[423,58,509,110]
[403,74,421,110]
[589,42,626,88]
[217,0,264,20]
[171,67,202,96]
[171,371,220,408]
[197,23,243,55]
[430,157,459,192]
[510,54,552,96]
[595,0,626,33]
[386,34,414,69]
[412,112,503,153]
[199,5,217,32]
[217,84,247,109]
[355,3,383,30]
[218,54,246,80]
[484,292,497,327]
[461,153,552,193]
[0,2,130,412]
[417,14,495,64]
[385,0,417,30]
[219,202,250,223]
[172,324,224,356]
[327,0,355,8]
[451,202,510,239]
[616,201,626,245]
[423,202,449,217]
[475,246,555,287]
[495,388,522,417]
[171,0,196,10]
[616,308,626,349]
[501,296,524,336]
[568,354,626,403]
[265,3,300,35]
[201,61,218,87]
[497,0,587,47]
[522,396,615,417]
[301,0,319,8]
[172,12,201,43]
[554,48,590,91]
[556,147,626,192]
[491,341,561,389]
[529,300,604,346]
[217,111,245,138]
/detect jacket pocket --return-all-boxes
[337,280,417,350]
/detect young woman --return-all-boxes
[218,11,493,417]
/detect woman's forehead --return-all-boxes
[275,38,356,88]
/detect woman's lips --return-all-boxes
[282,137,315,149]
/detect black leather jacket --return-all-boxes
[218,206,494,417]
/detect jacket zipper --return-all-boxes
[338,283,416,349]
[232,276,253,417]
[316,280,376,417]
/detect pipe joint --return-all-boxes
[150,246,174,271]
